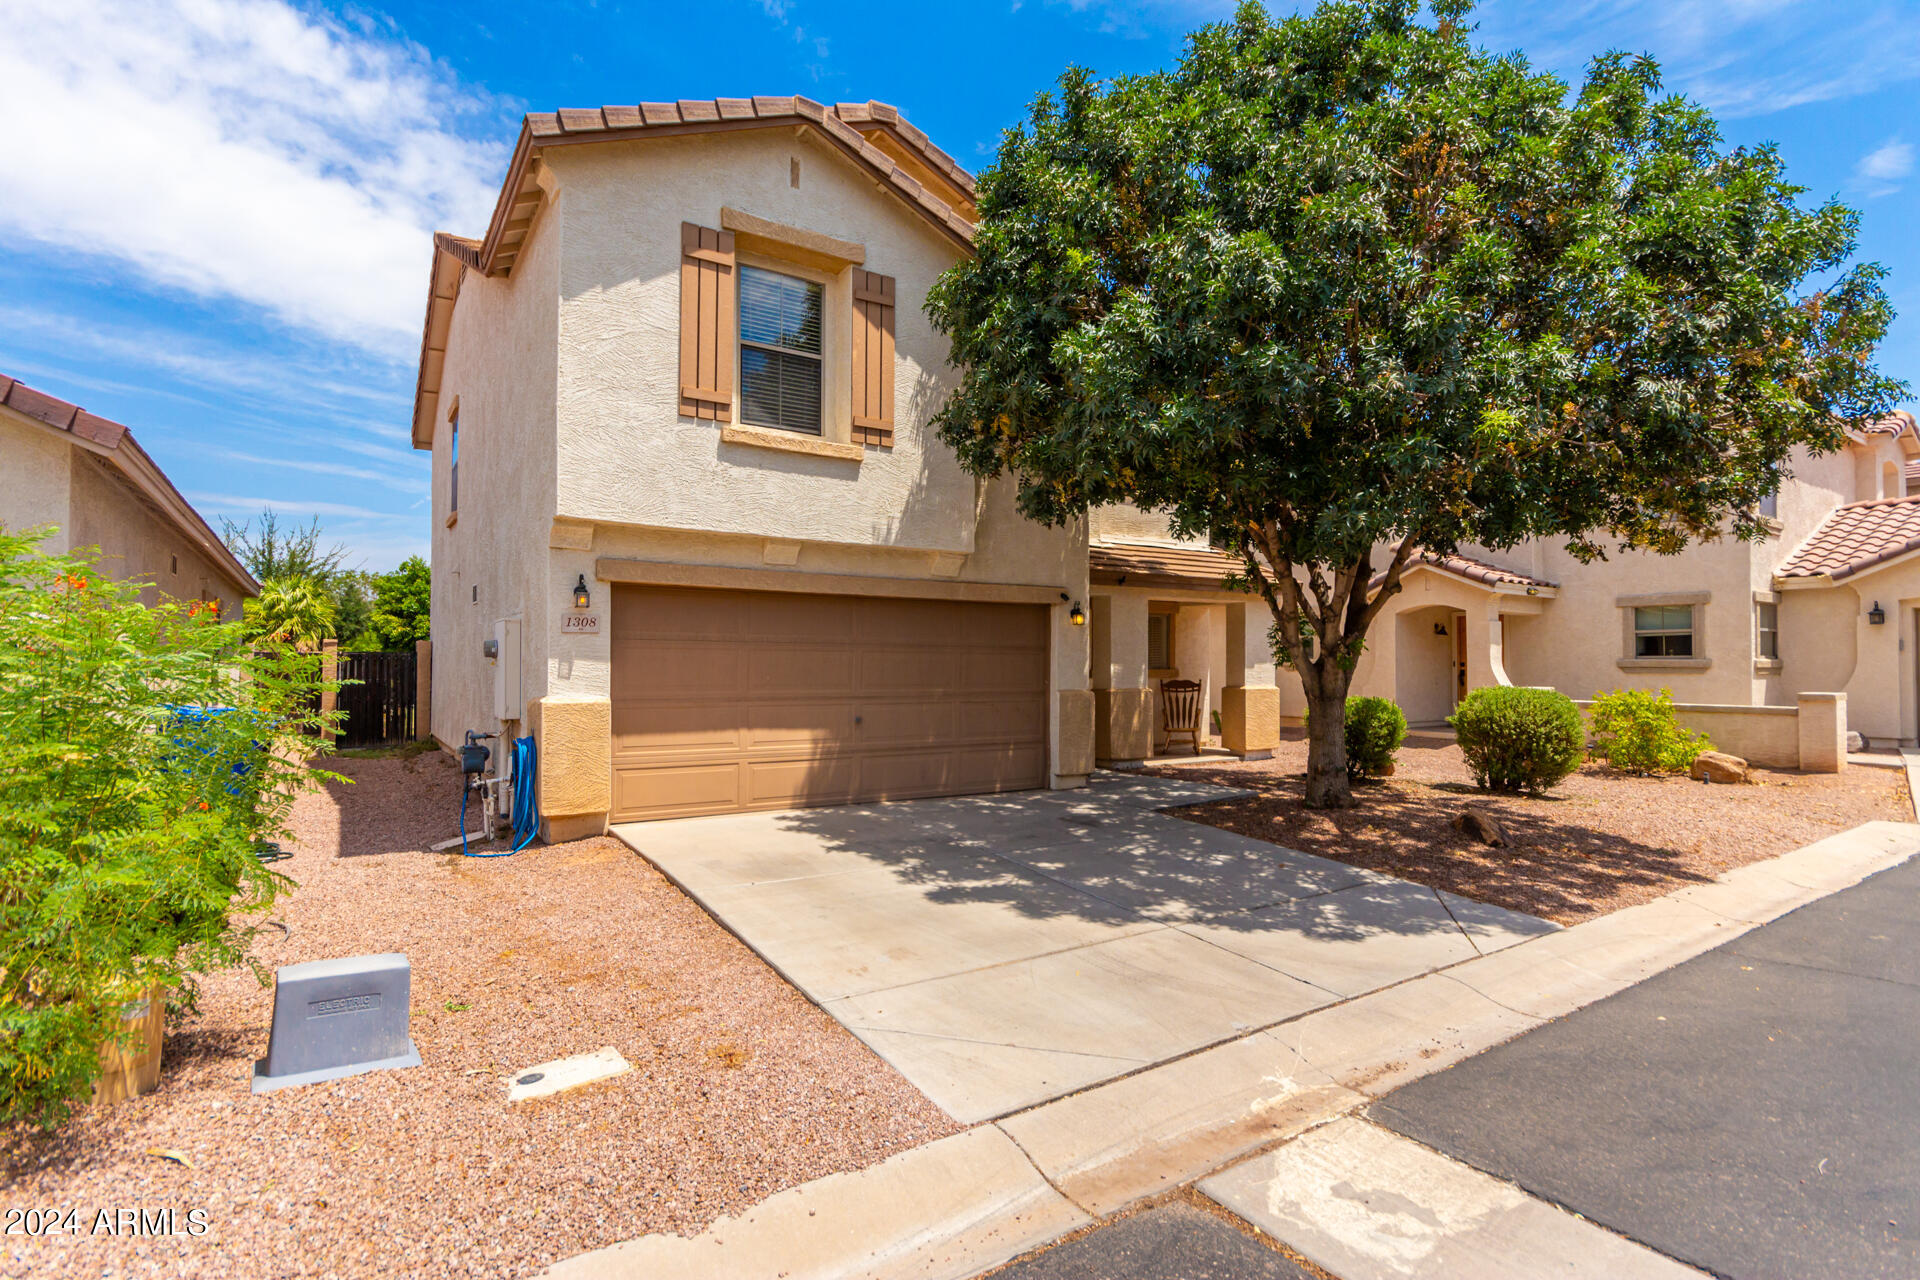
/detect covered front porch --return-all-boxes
[1087,542,1291,766]
[1350,552,1558,723]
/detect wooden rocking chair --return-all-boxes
[1159,679,1204,756]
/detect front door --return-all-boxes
[1453,613,1468,706]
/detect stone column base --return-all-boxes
[1054,688,1095,786]
[541,812,610,844]
[1222,685,1280,757]
[525,694,613,843]
[1797,691,1846,773]
[1094,687,1153,764]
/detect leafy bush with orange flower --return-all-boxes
[0,529,340,1129]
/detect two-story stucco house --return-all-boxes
[414,99,1285,837]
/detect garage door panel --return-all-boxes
[747,757,858,807]
[612,586,1047,822]
[853,700,960,749]
[749,647,856,697]
[744,701,857,753]
[614,762,743,818]
[623,643,746,699]
[958,697,1048,742]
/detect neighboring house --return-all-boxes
[413,98,1152,836]
[0,372,257,616]
[1087,412,1920,763]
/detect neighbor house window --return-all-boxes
[739,266,823,435]
[1756,601,1779,660]
[1633,605,1694,658]
[1758,489,1778,519]
[449,413,460,514]
[1147,613,1173,670]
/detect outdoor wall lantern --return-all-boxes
[1869,601,1887,626]
[1433,621,1449,637]
[1061,592,1086,626]
[572,574,591,611]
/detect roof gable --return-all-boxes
[1776,494,1920,582]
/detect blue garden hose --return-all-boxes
[458,735,539,857]
[510,735,540,851]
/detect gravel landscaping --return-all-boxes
[6,749,958,1280]
[1149,732,1912,924]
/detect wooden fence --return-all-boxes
[336,650,418,749]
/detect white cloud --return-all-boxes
[1854,136,1914,196]
[0,0,508,359]
[1472,0,1920,119]
[187,492,399,520]
[214,449,426,493]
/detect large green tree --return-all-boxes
[928,0,1901,807]
[368,556,431,650]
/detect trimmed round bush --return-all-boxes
[1345,696,1408,779]
[1448,687,1585,794]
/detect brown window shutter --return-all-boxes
[679,222,736,421]
[851,269,896,446]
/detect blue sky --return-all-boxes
[3,0,1915,570]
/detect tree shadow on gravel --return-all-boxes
[1151,762,1716,924]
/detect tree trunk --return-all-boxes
[1302,660,1356,809]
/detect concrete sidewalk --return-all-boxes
[548,820,1919,1280]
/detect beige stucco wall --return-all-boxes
[1090,503,1186,544]
[1779,567,1920,745]
[0,412,72,551]
[550,130,988,555]
[429,179,563,749]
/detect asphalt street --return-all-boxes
[1373,853,1920,1279]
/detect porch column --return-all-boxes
[1467,600,1514,693]
[1221,601,1279,760]
[1094,593,1153,765]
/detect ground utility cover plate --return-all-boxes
[507,1047,632,1102]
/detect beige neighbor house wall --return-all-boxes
[428,124,1091,836]
[1,412,72,547]
[427,180,563,760]
[2,405,250,617]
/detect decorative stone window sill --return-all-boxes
[1616,656,1711,671]
[444,511,458,529]
[721,423,862,463]
[1754,658,1783,673]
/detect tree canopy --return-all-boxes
[927,0,1902,806]
[369,556,431,650]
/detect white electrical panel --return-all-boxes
[492,617,523,721]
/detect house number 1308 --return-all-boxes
[561,614,600,634]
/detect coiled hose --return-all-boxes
[458,735,540,857]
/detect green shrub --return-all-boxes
[0,530,339,1129]
[1448,687,1585,794]
[1588,688,1711,773]
[1344,697,1408,778]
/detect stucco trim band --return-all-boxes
[594,557,1066,605]
[721,206,865,270]
[720,423,864,462]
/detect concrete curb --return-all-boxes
[544,821,1919,1278]
[541,1126,1086,1280]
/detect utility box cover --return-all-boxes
[252,953,421,1094]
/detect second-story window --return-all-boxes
[739,266,823,435]
[450,412,460,514]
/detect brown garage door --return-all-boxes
[610,585,1049,821]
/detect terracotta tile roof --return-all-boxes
[1371,550,1557,593]
[1854,410,1917,439]
[1089,541,1259,592]
[1905,459,1920,490]
[1776,495,1920,581]
[0,370,258,595]
[501,98,975,269]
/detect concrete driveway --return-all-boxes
[614,773,1555,1123]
